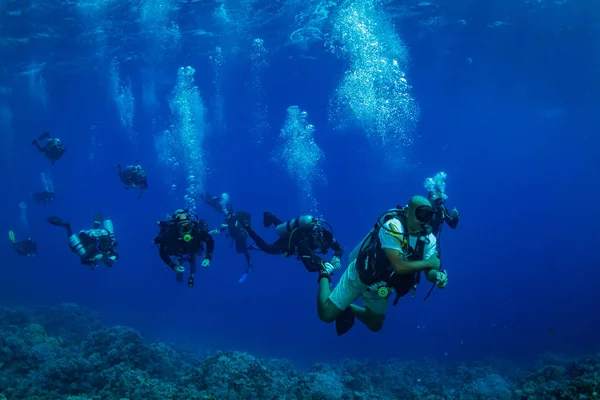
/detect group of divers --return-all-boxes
[10,132,460,335]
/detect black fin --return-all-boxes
[335,308,355,336]
[46,216,69,227]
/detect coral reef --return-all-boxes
[0,304,598,399]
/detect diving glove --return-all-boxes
[330,256,342,270]
[321,261,339,276]
[436,271,448,288]
[174,264,185,273]
[201,259,210,268]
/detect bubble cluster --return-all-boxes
[210,46,225,130]
[328,0,420,149]
[276,106,326,213]
[250,38,269,144]
[167,66,207,212]
[109,58,136,141]
[138,0,181,58]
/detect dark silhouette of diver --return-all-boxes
[32,132,66,164]
[32,190,55,205]
[46,213,119,268]
[200,192,257,283]
[116,162,148,199]
[154,209,215,288]
[242,210,343,273]
[8,230,37,257]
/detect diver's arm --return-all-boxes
[443,206,459,229]
[158,246,176,269]
[384,248,437,275]
[330,239,343,258]
[200,193,222,213]
[200,230,215,259]
[296,239,325,265]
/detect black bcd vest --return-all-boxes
[356,211,427,304]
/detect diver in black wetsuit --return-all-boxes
[153,209,215,288]
[242,211,343,273]
[31,132,66,164]
[9,232,37,257]
[428,192,460,237]
[200,192,256,283]
[116,162,148,199]
[32,190,55,205]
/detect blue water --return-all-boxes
[1,0,598,370]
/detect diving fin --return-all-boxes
[263,210,275,228]
[188,276,195,288]
[8,230,15,243]
[335,308,355,336]
[46,216,70,227]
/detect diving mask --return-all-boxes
[415,205,435,223]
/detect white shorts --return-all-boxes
[329,261,390,315]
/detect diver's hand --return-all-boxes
[451,208,459,218]
[321,262,339,275]
[330,256,342,270]
[427,256,441,270]
[173,262,185,273]
[435,271,448,288]
[208,229,220,235]
[201,259,210,268]
[106,255,117,267]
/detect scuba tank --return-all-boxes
[68,234,87,257]
[102,220,114,236]
[348,230,374,263]
[275,215,315,237]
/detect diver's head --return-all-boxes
[407,196,434,233]
[218,193,232,215]
[172,209,194,241]
[427,191,445,209]
[309,219,333,252]
[97,234,116,253]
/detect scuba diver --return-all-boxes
[8,230,37,257]
[154,209,215,288]
[242,210,343,273]
[200,192,257,283]
[46,213,119,268]
[32,190,55,205]
[116,162,148,199]
[313,196,446,336]
[424,172,460,237]
[31,132,66,164]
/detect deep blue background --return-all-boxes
[1,0,599,368]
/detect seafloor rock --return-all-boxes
[0,304,598,400]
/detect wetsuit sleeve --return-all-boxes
[330,239,343,258]
[296,239,325,272]
[443,207,459,229]
[158,246,175,269]
[200,230,215,259]
[246,228,284,255]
